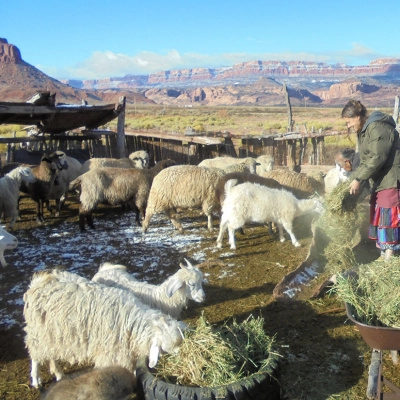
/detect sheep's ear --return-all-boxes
[148,339,160,368]
[166,278,184,297]
[180,258,193,270]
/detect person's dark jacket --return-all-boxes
[351,111,400,192]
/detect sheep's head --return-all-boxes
[17,166,36,184]
[165,259,206,303]
[149,317,186,368]
[0,226,18,267]
[42,151,68,172]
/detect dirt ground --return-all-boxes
[1,190,400,400]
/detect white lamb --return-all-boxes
[216,180,324,250]
[92,259,205,319]
[0,166,36,229]
[0,225,18,267]
[23,270,186,388]
[129,150,150,169]
[142,165,225,233]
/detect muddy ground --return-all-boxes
[1,191,399,400]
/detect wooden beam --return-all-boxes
[116,96,126,158]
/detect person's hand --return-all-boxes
[349,179,361,195]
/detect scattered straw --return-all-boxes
[155,314,280,387]
[325,181,358,213]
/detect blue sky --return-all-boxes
[3,0,400,80]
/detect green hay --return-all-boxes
[155,314,280,387]
[324,180,359,213]
[333,258,400,327]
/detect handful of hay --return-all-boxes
[155,314,280,387]
[333,258,400,327]
[325,181,358,213]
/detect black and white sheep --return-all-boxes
[0,166,36,228]
[92,259,205,319]
[216,180,324,250]
[23,269,186,388]
[0,225,18,267]
[41,366,136,400]
[142,165,225,233]
[20,151,67,223]
[46,155,83,216]
[69,159,176,231]
[128,150,150,169]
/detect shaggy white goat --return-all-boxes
[0,225,18,267]
[23,270,186,388]
[216,180,324,250]
[0,166,36,228]
[42,366,136,400]
[142,165,225,233]
[92,259,205,319]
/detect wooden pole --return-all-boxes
[393,95,399,127]
[284,83,293,132]
[116,96,126,158]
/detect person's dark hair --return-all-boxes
[341,100,367,118]
[341,148,355,161]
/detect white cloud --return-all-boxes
[37,43,394,81]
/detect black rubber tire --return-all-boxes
[136,367,281,400]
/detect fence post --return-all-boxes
[116,96,126,158]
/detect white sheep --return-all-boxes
[128,150,150,169]
[0,166,36,229]
[46,155,83,216]
[92,259,205,319]
[199,156,258,174]
[0,225,18,267]
[69,159,176,231]
[142,165,225,233]
[41,366,136,400]
[23,270,186,388]
[80,150,150,174]
[324,164,351,194]
[255,154,275,175]
[216,180,324,250]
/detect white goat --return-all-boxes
[23,270,186,388]
[92,259,205,319]
[0,166,36,228]
[0,225,18,267]
[216,180,324,250]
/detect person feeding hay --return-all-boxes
[342,100,400,261]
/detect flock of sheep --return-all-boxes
[0,149,347,398]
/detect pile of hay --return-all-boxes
[333,258,400,327]
[155,314,280,387]
[315,181,367,275]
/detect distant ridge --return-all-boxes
[1,38,399,107]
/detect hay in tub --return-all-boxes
[155,314,280,387]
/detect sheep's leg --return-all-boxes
[216,220,228,248]
[227,227,237,250]
[54,199,61,217]
[282,221,301,247]
[142,212,153,233]
[267,222,273,235]
[167,209,183,232]
[277,223,285,242]
[0,251,7,267]
[30,359,41,388]
[49,359,64,381]
[206,214,213,232]
[86,213,95,229]
[36,200,45,223]
[79,213,86,231]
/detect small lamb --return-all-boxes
[216,180,324,250]
[92,259,205,319]
[41,366,136,400]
